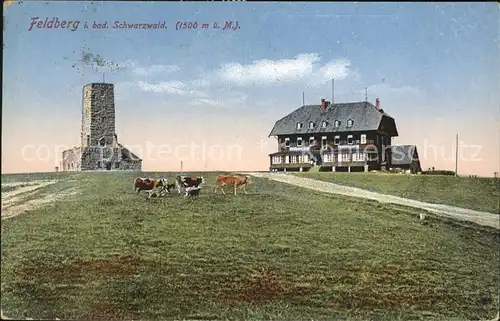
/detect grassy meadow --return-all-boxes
[295,172,500,214]
[1,171,499,320]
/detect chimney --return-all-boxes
[375,98,380,109]
[321,98,330,111]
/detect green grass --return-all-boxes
[295,172,500,214]
[1,171,499,320]
[1,184,30,193]
[0,172,74,184]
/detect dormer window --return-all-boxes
[309,121,315,129]
[334,120,341,128]
[321,121,328,128]
[296,122,303,129]
[347,119,354,128]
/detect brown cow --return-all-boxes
[134,177,169,194]
[214,174,250,195]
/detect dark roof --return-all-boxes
[268,101,394,136]
[391,145,419,165]
[269,150,309,157]
[119,144,142,161]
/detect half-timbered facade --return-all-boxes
[268,99,399,172]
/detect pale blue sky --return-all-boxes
[2,2,499,175]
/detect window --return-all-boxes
[86,135,90,146]
[324,153,334,163]
[97,161,102,168]
[99,137,106,147]
[296,122,303,129]
[341,153,350,162]
[309,122,315,129]
[284,137,290,147]
[321,121,328,128]
[334,135,340,145]
[309,136,315,145]
[334,120,341,128]
[321,136,327,149]
[347,135,354,145]
[115,162,120,168]
[353,153,365,162]
[347,119,353,128]
[360,134,367,144]
[297,137,303,147]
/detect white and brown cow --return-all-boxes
[134,177,171,194]
[175,176,205,194]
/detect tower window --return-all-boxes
[99,137,106,147]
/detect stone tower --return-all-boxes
[81,83,118,148]
[61,83,142,172]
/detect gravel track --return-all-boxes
[246,172,500,230]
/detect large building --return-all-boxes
[61,83,142,171]
[268,98,420,173]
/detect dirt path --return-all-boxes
[246,172,500,230]
[2,180,80,221]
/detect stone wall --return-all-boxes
[119,159,142,171]
[80,146,123,171]
[81,83,117,148]
[62,147,81,171]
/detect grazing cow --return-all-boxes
[184,186,202,198]
[144,183,176,201]
[214,174,250,195]
[134,177,168,194]
[175,176,205,194]
[145,188,168,201]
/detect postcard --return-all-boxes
[2,2,499,320]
